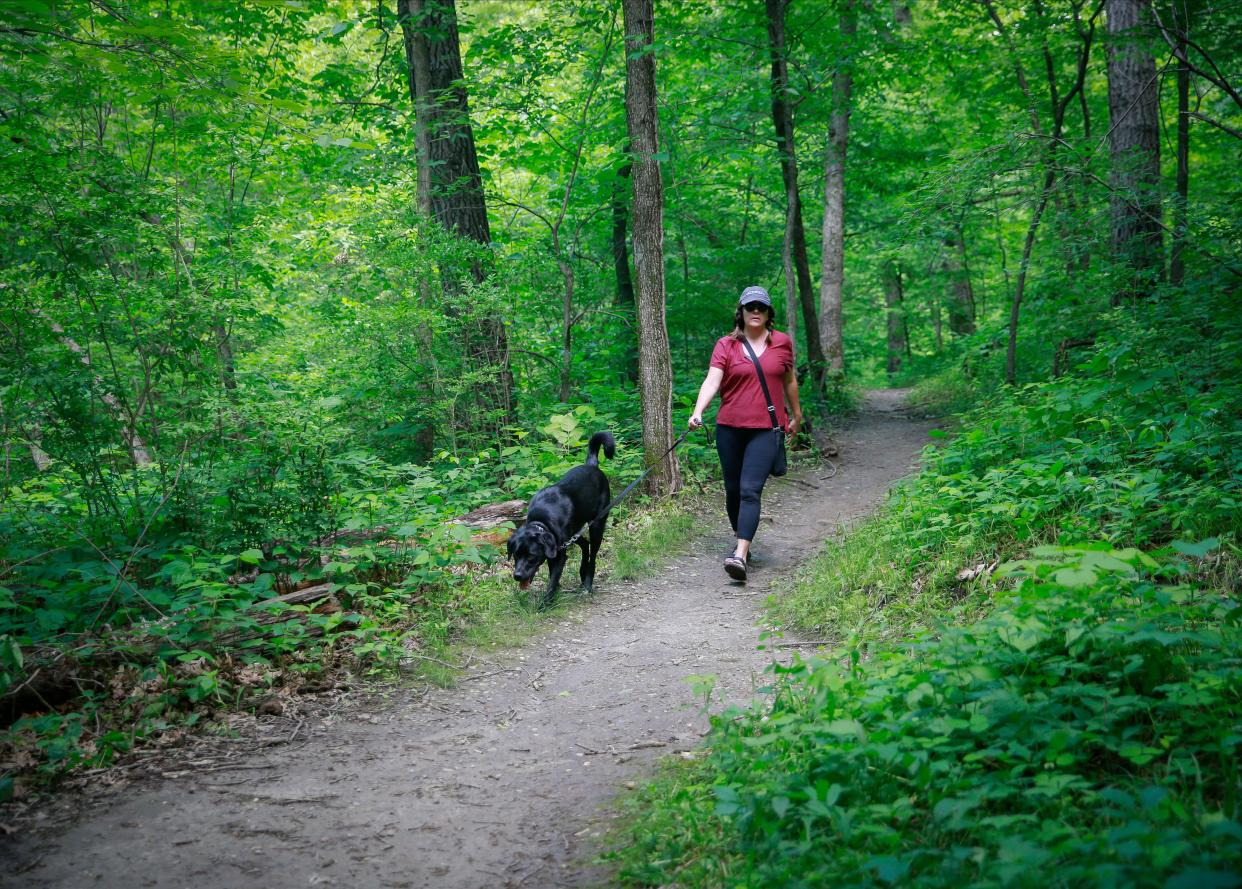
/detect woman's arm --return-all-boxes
[689,366,724,428]
[783,368,803,438]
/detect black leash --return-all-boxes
[559,428,694,552]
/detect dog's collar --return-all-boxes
[526,519,571,553]
[525,520,556,541]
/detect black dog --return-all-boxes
[508,431,615,609]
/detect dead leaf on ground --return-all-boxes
[955,560,999,582]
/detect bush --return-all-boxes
[617,546,1242,887]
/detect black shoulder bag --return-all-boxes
[740,337,788,477]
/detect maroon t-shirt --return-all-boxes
[710,331,795,430]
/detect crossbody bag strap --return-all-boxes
[740,337,782,431]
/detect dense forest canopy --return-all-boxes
[1,0,1239,824]
[3,0,1239,466]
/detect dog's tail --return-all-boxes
[586,431,616,466]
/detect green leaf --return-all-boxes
[1052,566,1097,588]
[1165,869,1242,889]
[823,719,864,739]
[1170,538,1220,558]
[997,616,1047,652]
[0,635,23,671]
[869,856,909,884]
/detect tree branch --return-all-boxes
[1189,110,1242,141]
[1150,5,1242,113]
[510,348,558,368]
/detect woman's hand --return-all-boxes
[691,367,724,431]
[787,415,802,439]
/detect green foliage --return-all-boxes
[0,402,713,780]
[615,545,1242,887]
[610,284,1242,884]
[774,286,1242,639]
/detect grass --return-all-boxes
[769,524,960,649]
[608,493,706,581]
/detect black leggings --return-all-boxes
[715,424,781,542]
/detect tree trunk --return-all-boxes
[397,0,513,427]
[983,0,1098,382]
[28,423,51,472]
[610,153,639,383]
[765,0,823,377]
[559,254,573,403]
[33,308,152,468]
[397,0,434,218]
[417,0,490,248]
[213,321,237,391]
[818,0,856,382]
[780,212,797,337]
[944,226,976,334]
[883,260,905,375]
[1005,179,1053,384]
[1170,16,1190,286]
[1106,0,1164,300]
[622,0,680,496]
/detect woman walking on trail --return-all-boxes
[688,285,803,582]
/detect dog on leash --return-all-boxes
[508,431,614,609]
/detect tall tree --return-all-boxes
[611,149,640,384]
[1167,3,1192,286]
[882,259,906,374]
[1106,0,1164,299]
[982,0,1098,383]
[943,225,976,335]
[398,0,434,218]
[818,0,856,380]
[765,0,823,380]
[623,0,680,496]
[397,0,513,422]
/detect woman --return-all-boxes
[689,285,802,582]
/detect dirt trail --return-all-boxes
[1,392,935,888]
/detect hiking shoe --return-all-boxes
[724,548,761,568]
[724,555,747,582]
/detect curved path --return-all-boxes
[1,392,935,888]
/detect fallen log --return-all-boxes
[227,501,525,586]
[448,499,527,530]
[215,584,341,647]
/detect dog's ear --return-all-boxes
[506,534,515,558]
[540,529,558,561]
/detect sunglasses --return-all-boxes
[743,303,769,313]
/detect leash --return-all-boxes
[559,428,695,552]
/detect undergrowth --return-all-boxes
[0,407,717,797]
[607,285,1242,886]
[614,545,1242,887]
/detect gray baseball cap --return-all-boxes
[739,285,771,307]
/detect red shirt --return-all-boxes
[710,331,795,430]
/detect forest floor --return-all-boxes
[0,390,936,889]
